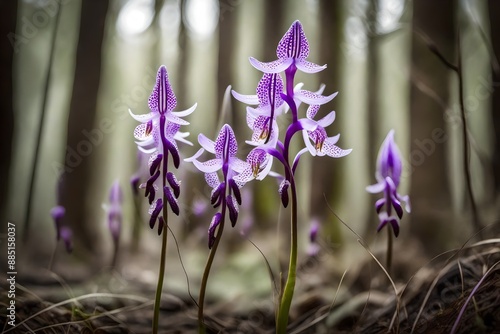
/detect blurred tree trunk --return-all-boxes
[151,0,165,67]
[263,0,283,61]
[0,1,17,223]
[361,0,380,238]
[311,0,342,235]
[177,0,187,106]
[409,0,455,252]
[61,0,109,256]
[217,0,236,121]
[488,1,500,196]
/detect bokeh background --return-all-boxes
[1,0,499,304]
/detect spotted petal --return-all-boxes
[192,158,223,173]
[296,59,327,73]
[276,20,310,60]
[321,140,352,158]
[231,90,259,105]
[296,90,338,106]
[255,73,284,108]
[249,57,293,74]
[198,133,216,154]
[129,109,156,123]
[148,65,177,114]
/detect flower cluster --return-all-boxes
[186,124,247,248]
[130,65,196,234]
[366,130,411,237]
[232,20,351,204]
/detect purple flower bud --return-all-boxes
[208,213,222,249]
[229,179,241,205]
[50,205,65,240]
[60,226,73,253]
[211,182,225,207]
[149,198,163,229]
[158,216,165,235]
[192,197,208,217]
[166,172,181,198]
[145,171,160,204]
[309,219,320,243]
[227,195,239,227]
[164,186,180,216]
[130,175,140,196]
[149,153,163,176]
[279,179,290,208]
[375,198,385,213]
[367,130,410,237]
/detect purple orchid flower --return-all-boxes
[301,105,352,158]
[366,130,411,237]
[104,180,123,243]
[129,65,195,160]
[307,219,320,257]
[234,147,274,183]
[130,65,196,234]
[186,124,248,244]
[50,174,72,253]
[59,226,73,253]
[249,20,326,74]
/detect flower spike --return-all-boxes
[367,130,410,236]
[249,20,326,74]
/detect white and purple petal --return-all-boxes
[249,57,293,74]
[148,65,177,114]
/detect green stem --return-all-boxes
[386,226,393,274]
[276,175,298,334]
[131,194,143,252]
[153,218,168,334]
[198,205,226,334]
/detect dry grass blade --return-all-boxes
[410,228,496,333]
[3,292,150,333]
[324,196,401,333]
[450,260,500,334]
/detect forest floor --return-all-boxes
[2,238,500,334]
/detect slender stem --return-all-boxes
[131,194,143,252]
[111,238,119,269]
[153,217,168,334]
[153,116,171,334]
[386,226,393,274]
[198,200,227,333]
[48,242,58,271]
[24,2,62,242]
[457,31,482,237]
[276,174,298,334]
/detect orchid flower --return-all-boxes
[249,20,326,74]
[104,180,123,243]
[234,147,274,183]
[130,65,197,334]
[50,174,72,253]
[366,130,410,237]
[129,65,195,161]
[186,124,247,231]
[301,105,352,158]
[130,65,195,234]
[307,219,320,257]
